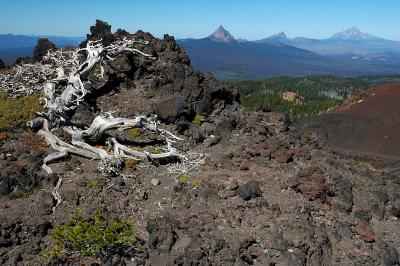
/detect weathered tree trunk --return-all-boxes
[1,38,199,175]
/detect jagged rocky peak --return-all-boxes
[256,31,290,44]
[329,26,380,40]
[269,31,289,41]
[80,19,115,47]
[208,25,235,42]
[275,31,287,38]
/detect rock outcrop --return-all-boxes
[32,38,57,62]
[80,19,115,47]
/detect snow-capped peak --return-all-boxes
[329,27,380,40]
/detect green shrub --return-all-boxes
[178,173,193,184]
[128,128,142,138]
[15,190,28,198]
[88,180,100,190]
[147,89,157,98]
[192,115,202,125]
[191,180,202,188]
[0,92,43,131]
[46,209,136,257]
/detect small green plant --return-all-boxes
[302,132,312,142]
[88,180,100,190]
[147,89,157,98]
[128,128,142,138]
[191,180,202,188]
[39,246,62,258]
[46,209,136,257]
[15,189,28,198]
[0,92,43,131]
[192,115,202,125]
[178,173,194,184]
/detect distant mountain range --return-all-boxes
[178,26,400,79]
[0,34,84,65]
[2,28,400,80]
[257,27,400,55]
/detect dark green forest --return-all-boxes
[233,75,400,118]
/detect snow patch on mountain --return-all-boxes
[329,27,380,40]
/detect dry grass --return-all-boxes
[22,132,46,151]
[357,161,380,175]
[124,158,140,169]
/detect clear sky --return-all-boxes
[1,0,399,40]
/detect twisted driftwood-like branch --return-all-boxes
[33,113,183,174]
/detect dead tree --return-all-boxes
[0,37,203,175]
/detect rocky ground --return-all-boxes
[0,21,399,265]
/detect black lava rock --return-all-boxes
[32,38,57,62]
[81,19,115,47]
[153,96,188,123]
[0,237,12,247]
[146,216,177,252]
[237,180,262,200]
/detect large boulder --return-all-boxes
[153,96,188,123]
[0,58,5,69]
[237,180,262,200]
[291,167,332,203]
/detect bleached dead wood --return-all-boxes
[52,177,63,211]
[35,112,184,174]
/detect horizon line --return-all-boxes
[0,25,399,42]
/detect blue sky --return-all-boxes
[1,0,399,40]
